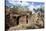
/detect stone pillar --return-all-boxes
[19,16,26,24]
[28,16,32,24]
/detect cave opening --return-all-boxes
[26,15,28,24]
[16,16,21,25]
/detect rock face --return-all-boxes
[8,13,44,31]
[5,8,44,31]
